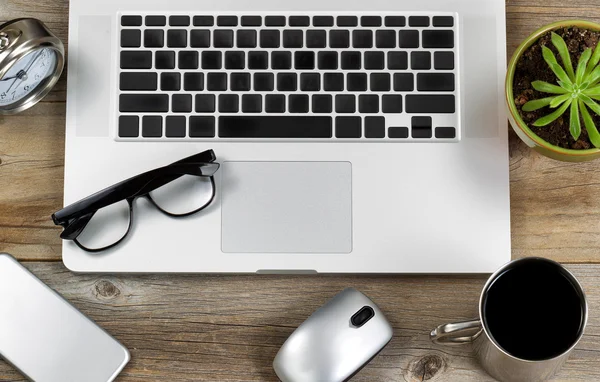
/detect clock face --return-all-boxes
[0,47,57,107]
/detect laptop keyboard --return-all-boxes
[117,13,459,141]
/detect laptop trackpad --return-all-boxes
[221,162,352,253]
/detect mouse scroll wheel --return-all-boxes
[351,306,375,327]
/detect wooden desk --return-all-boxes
[1,1,599,380]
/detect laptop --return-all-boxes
[63,0,510,273]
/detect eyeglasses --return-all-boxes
[52,150,219,252]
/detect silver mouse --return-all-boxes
[273,288,393,382]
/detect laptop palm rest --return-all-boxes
[221,162,352,254]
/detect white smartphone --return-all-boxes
[0,253,130,382]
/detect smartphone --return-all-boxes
[0,253,130,382]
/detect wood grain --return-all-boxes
[0,263,598,382]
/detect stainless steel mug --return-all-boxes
[430,258,588,382]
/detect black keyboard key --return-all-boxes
[260,30,280,48]
[341,51,361,69]
[161,72,181,91]
[337,16,358,27]
[314,16,334,27]
[399,30,419,48]
[417,73,455,91]
[219,116,332,138]
[406,95,455,113]
[172,94,192,113]
[385,16,405,27]
[272,51,292,70]
[388,126,409,138]
[237,30,257,48]
[318,51,338,70]
[121,51,152,69]
[359,95,379,113]
[312,95,332,113]
[301,73,320,91]
[190,30,210,48]
[434,51,454,70]
[214,30,234,48]
[364,51,384,70]
[189,116,216,137]
[347,73,367,92]
[202,51,222,69]
[142,116,162,138]
[411,51,431,70]
[388,51,408,70]
[361,16,381,27]
[155,51,175,69]
[423,30,454,48]
[195,94,215,112]
[394,73,414,91]
[219,94,239,113]
[120,72,157,91]
[217,16,238,26]
[295,51,315,70]
[376,30,396,48]
[225,51,245,69]
[336,117,362,138]
[179,51,199,69]
[284,30,303,48]
[412,116,432,138]
[290,16,310,27]
[166,30,187,48]
[254,73,274,91]
[382,95,403,113]
[144,29,164,47]
[307,30,326,48]
[184,73,204,91]
[166,116,186,138]
[265,16,286,26]
[409,16,429,27]
[289,94,309,113]
[370,73,390,91]
[365,117,385,138]
[122,16,142,27]
[120,94,169,112]
[249,51,268,69]
[207,73,227,91]
[277,73,297,91]
[170,16,190,26]
[436,126,456,138]
[433,16,454,27]
[119,116,139,137]
[230,72,251,91]
[193,16,214,26]
[353,30,373,48]
[121,30,141,48]
[324,73,344,91]
[265,94,285,113]
[242,94,262,113]
[330,30,350,48]
[145,15,166,26]
[241,16,262,26]
[336,95,356,113]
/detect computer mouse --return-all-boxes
[273,288,393,382]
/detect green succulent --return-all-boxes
[522,32,600,148]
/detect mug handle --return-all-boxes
[430,319,483,345]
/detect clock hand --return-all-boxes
[5,50,44,93]
[0,75,18,82]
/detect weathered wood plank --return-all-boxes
[0,263,597,381]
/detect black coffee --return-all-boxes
[483,259,584,361]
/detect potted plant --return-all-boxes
[507,20,600,161]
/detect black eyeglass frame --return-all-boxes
[52,149,219,252]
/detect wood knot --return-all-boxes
[95,280,121,299]
[406,354,446,381]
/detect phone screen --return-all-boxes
[0,254,129,382]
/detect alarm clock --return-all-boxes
[0,18,64,115]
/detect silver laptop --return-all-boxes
[63,0,510,273]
